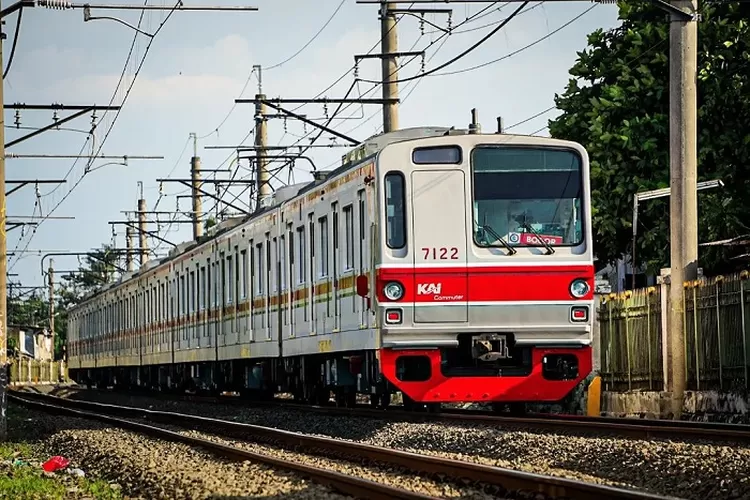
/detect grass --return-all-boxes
[0,405,123,500]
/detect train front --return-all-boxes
[375,133,594,406]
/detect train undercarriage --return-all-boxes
[69,337,591,414]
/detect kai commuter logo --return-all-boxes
[417,283,442,295]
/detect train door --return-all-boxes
[410,169,469,323]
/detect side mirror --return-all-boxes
[355,275,369,298]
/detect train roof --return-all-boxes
[73,126,563,306]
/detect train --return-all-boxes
[67,125,594,412]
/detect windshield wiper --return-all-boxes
[479,224,516,255]
[521,221,555,255]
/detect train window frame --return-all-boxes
[318,215,329,278]
[343,204,354,271]
[412,145,462,165]
[384,171,407,250]
[469,144,586,250]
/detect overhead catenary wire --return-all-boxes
[434,3,597,77]
[357,1,528,85]
[9,0,183,271]
[3,7,23,78]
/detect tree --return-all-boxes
[54,245,120,358]
[549,1,750,276]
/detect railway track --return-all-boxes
[45,385,750,444]
[10,390,673,500]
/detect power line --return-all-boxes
[358,1,528,85]
[433,3,596,76]
[10,1,182,271]
[3,7,22,78]
[264,0,347,71]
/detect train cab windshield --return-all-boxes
[470,146,584,249]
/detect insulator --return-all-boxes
[303,122,308,134]
[283,116,288,133]
[420,54,425,73]
[447,13,452,32]
[176,198,180,211]
[36,0,73,9]
[53,110,59,130]
[90,110,97,128]
[159,181,164,195]
[323,102,329,119]
[353,61,359,79]
[20,227,25,238]
[419,15,424,35]
[34,182,40,199]
[14,110,20,128]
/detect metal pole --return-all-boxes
[255,93,270,210]
[380,1,399,133]
[0,8,9,441]
[666,0,697,419]
[469,108,480,134]
[48,260,54,360]
[632,196,639,290]
[190,133,203,240]
[138,198,148,265]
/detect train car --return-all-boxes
[67,125,594,412]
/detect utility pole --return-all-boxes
[380,1,399,133]
[255,93,270,210]
[137,187,148,266]
[48,259,54,361]
[0,7,8,442]
[666,0,698,419]
[125,225,134,271]
[190,133,203,240]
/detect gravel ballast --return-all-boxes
[13,402,350,500]
[47,388,750,500]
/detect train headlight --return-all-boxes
[383,281,404,301]
[569,279,590,299]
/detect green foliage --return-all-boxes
[0,407,122,500]
[550,1,750,275]
[204,216,217,232]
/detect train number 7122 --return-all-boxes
[421,247,459,260]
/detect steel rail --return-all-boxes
[58,386,750,444]
[11,391,674,500]
[9,393,435,500]
[71,386,750,442]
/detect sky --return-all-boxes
[3,0,622,292]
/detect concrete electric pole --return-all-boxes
[254,94,270,210]
[666,0,698,419]
[190,133,203,240]
[380,1,399,133]
[138,197,148,266]
[125,225,134,271]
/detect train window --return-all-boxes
[272,238,278,293]
[384,172,406,249]
[343,205,354,270]
[256,243,264,294]
[240,251,247,299]
[319,216,329,277]
[227,256,234,304]
[296,226,305,285]
[199,267,206,310]
[280,235,286,290]
[412,145,461,165]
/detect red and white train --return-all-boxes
[67,125,594,411]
